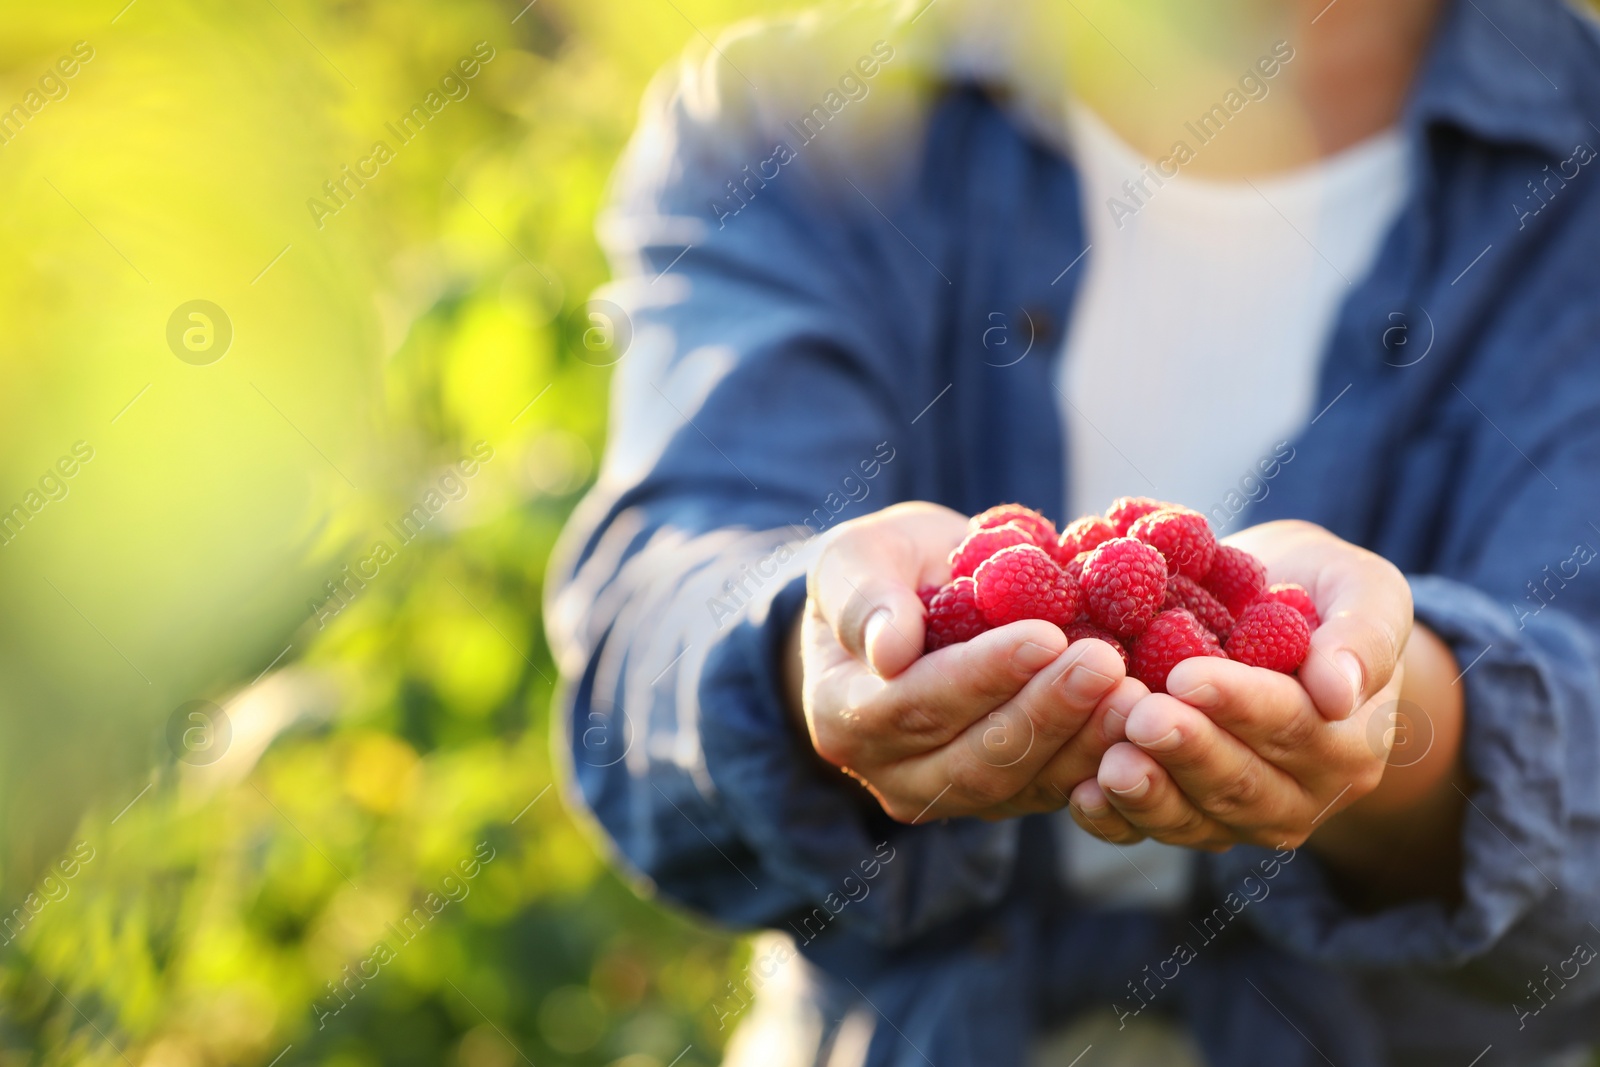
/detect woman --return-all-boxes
[549,0,1600,1063]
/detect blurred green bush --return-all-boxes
[0,1,775,1063]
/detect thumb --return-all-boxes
[810,505,967,677]
[814,558,929,678]
[1299,557,1411,721]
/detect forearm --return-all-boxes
[1308,622,1468,907]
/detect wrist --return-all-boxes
[1308,622,1467,905]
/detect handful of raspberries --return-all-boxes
[921,498,1317,694]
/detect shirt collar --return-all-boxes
[1406,0,1595,157]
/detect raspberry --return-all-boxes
[917,584,941,611]
[1130,507,1216,581]
[1079,537,1168,638]
[1163,574,1235,640]
[1057,515,1117,564]
[1106,496,1165,537]
[1226,601,1311,673]
[924,577,988,651]
[1129,608,1225,694]
[1202,544,1269,616]
[971,504,1057,551]
[1064,550,1093,585]
[949,523,1032,580]
[1062,621,1130,670]
[1258,583,1321,629]
[974,544,1080,628]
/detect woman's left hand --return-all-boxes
[1068,519,1415,852]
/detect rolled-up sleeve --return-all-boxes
[1208,576,1595,970]
[1209,335,1600,995]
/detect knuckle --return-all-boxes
[949,757,1010,808]
[1176,806,1214,843]
[892,699,945,739]
[1206,762,1265,819]
[1263,713,1319,762]
[1156,806,1212,848]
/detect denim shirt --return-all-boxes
[546,0,1600,1063]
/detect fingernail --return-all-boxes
[863,609,892,660]
[1134,727,1183,753]
[1171,682,1219,708]
[1012,641,1060,673]
[1335,651,1364,717]
[1106,777,1150,801]
[1061,662,1116,702]
[1078,798,1111,818]
[847,674,887,710]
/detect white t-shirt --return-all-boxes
[1053,101,1411,908]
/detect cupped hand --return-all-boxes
[1069,519,1413,851]
[792,502,1146,822]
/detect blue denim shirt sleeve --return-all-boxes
[544,47,1020,943]
[1210,321,1600,997]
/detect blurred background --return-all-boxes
[0,1,767,1063]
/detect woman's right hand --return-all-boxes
[784,501,1147,823]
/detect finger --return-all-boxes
[811,507,969,677]
[1120,691,1307,838]
[809,619,1069,768]
[1303,552,1410,721]
[875,636,1126,819]
[1068,778,1146,845]
[1097,742,1233,850]
[1016,673,1150,811]
[1163,656,1329,773]
[1226,523,1411,722]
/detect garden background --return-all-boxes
[0,1,766,1064]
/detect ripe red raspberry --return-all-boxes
[974,544,1080,628]
[1130,507,1216,581]
[1129,608,1225,694]
[1062,621,1130,670]
[924,577,988,651]
[1163,574,1235,641]
[1202,544,1269,616]
[917,584,941,611]
[949,523,1031,580]
[1257,583,1321,629]
[1079,537,1168,638]
[1064,550,1092,585]
[1226,601,1311,673]
[1106,496,1165,536]
[971,504,1057,551]
[1057,515,1117,564]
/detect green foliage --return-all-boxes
[0,0,778,1063]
